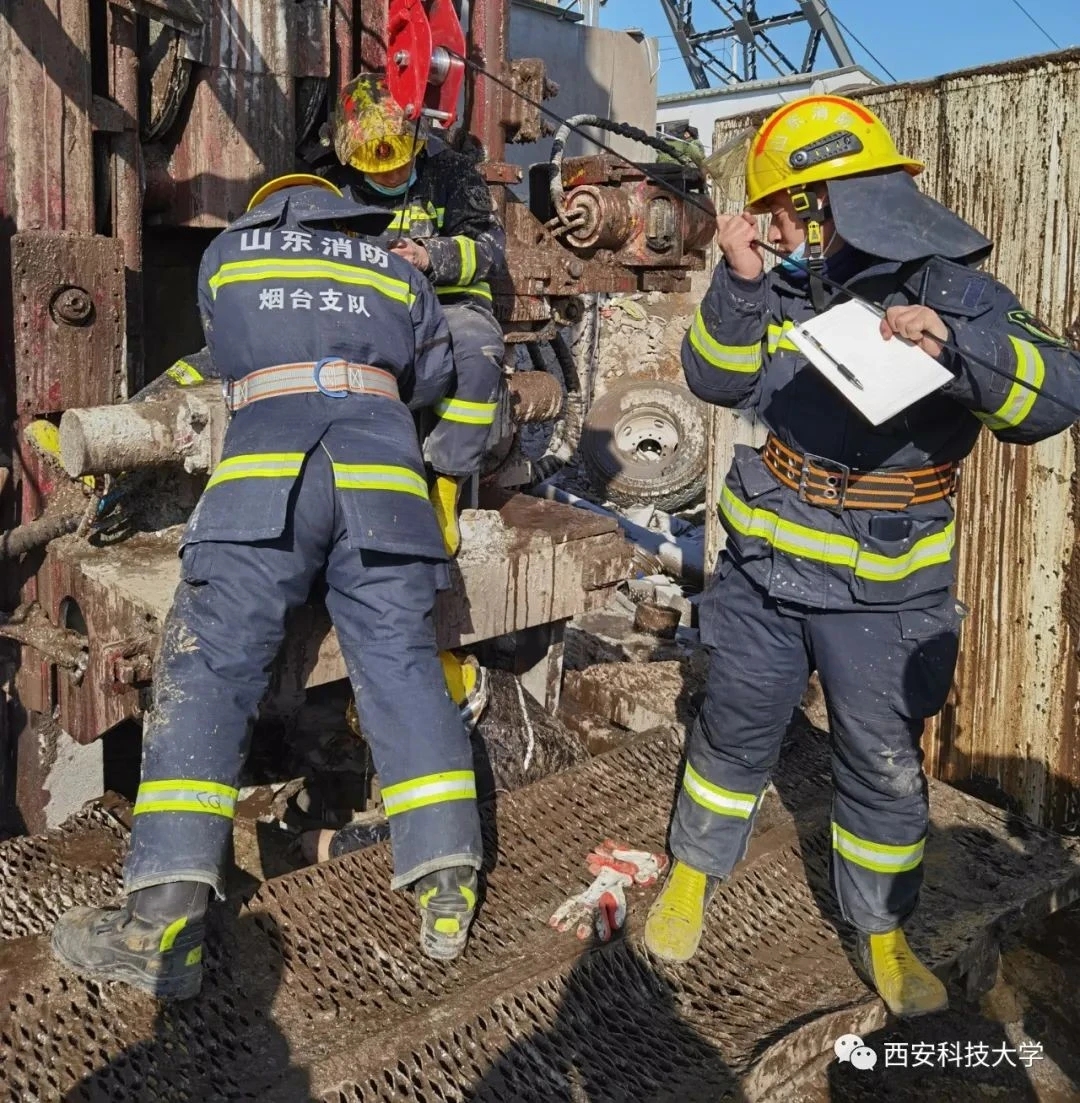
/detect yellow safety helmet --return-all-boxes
[331,74,429,175]
[745,95,923,210]
[247,173,342,212]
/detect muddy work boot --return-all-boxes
[52,881,210,1000]
[856,927,948,1017]
[643,860,719,963]
[415,866,478,961]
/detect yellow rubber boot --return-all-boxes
[430,474,462,557]
[439,650,476,706]
[857,928,948,1017]
[643,860,711,963]
[439,650,490,728]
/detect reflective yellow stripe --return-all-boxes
[134,779,238,819]
[454,236,478,285]
[688,308,762,373]
[719,484,955,583]
[159,917,188,952]
[166,359,204,386]
[205,452,305,491]
[386,204,441,232]
[331,462,428,499]
[420,884,476,910]
[832,823,925,874]
[436,281,492,301]
[682,762,757,820]
[381,770,477,816]
[207,257,415,306]
[975,336,1046,431]
[767,321,800,354]
[434,397,497,425]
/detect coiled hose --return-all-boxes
[548,114,703,228]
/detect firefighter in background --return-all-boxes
[51,176,484,999]
[643,95,1080,1017]
[323,74,506,558]
[656,123,705,164]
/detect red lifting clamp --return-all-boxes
[386,0,466,129]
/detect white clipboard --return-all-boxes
[786,299,954,425]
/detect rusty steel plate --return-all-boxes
[1,723,1079,1101]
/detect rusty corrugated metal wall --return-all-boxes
[710,49,1080,829]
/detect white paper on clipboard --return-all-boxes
[787,299,954,426]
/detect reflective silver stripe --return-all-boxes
[975,336,1046,431]
[436,282,492,301]
[832,823,925,874]
[207,257,414,306]
[133,779,238,819]
[682,762,757,819]
[205,453,304,490]
[766,321,800,354]
[225,361,400,411]
[688,308,762,373]
[331,462,429,499]
[719,485,955,583]
[381,770,477,816]
[434,397,497,425]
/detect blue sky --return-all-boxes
[600,0,1077,96]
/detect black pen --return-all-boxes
[798,329,865,391]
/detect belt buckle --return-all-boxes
[221,377,237,415]
[313,357,350,399]
[799,452,850,513]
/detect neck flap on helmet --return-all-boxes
[828,169,992,266]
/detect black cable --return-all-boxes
[446,48,717,218]
[820,3,899,83]
[391,111,426,247]
[450,48,1080,417]
[1005,0,1061,49]
[749,237,1080,417]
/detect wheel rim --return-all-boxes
[613,405,680,470]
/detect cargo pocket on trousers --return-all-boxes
[179,542,214,586]
[897,600,965,719]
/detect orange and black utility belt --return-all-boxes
[761,434,959,512]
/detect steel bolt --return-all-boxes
[112,653,153,686]
[51,287,93,326]
[395,50,410,66]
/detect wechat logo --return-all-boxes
[834,1033,878,1071]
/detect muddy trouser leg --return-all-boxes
[124,453,334,898]
[811,595,961,933]
[324,546,483,889]
[669,561,811,877]
[423,302,504,477]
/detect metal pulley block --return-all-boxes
[386,0,466,128]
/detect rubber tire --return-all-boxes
[579,378,707,511]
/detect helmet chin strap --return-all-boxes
[788,186,830,312]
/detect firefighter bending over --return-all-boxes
[644,95,1080,1017]
[324,73,506,559]
[51,176,483,999]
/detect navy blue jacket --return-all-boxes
[685,248,1080,609]
[186,187,453,561]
